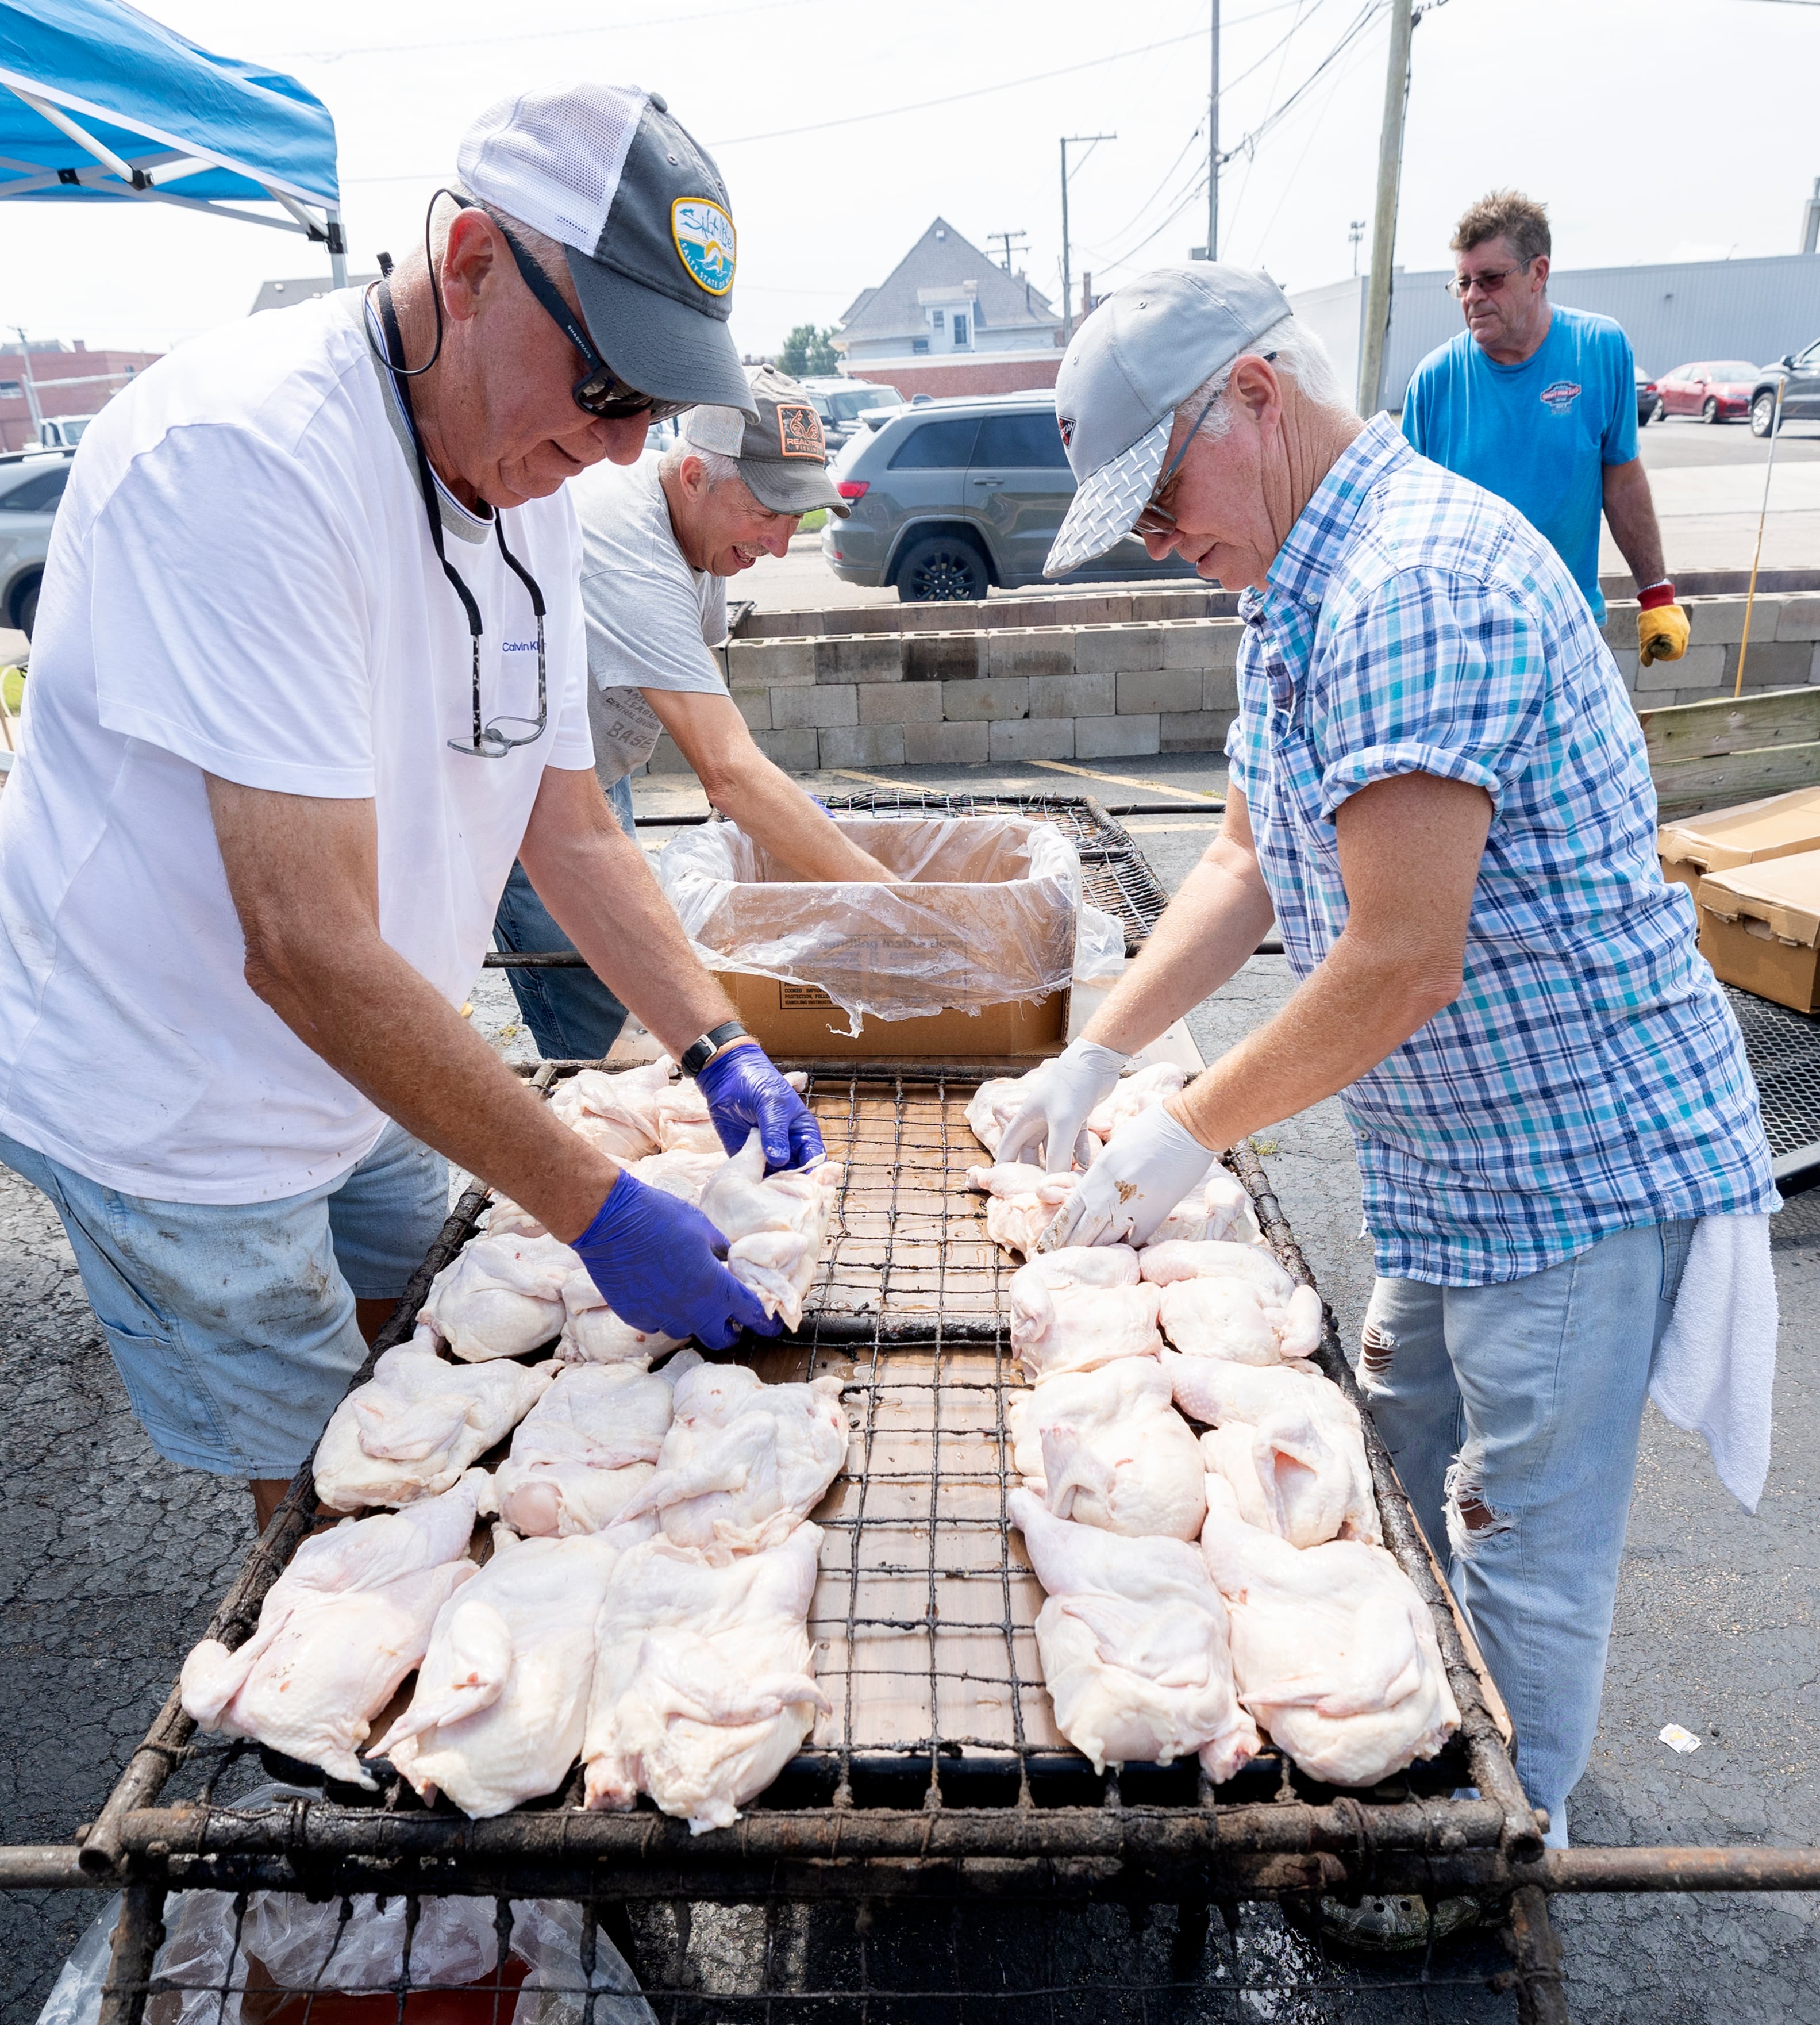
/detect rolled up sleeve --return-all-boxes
[1310,567,1547,823]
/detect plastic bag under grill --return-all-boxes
[657,814,1082,1025]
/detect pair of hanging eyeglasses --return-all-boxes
[487,214,696,424]
[371,276,550,759]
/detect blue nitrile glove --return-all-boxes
[695,1038,826,1173]
[572,1173,779,1350]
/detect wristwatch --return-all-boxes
[679,1020,748,1078]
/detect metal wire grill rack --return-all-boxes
[1724,982,1820,1193]
[817,789,1175,956]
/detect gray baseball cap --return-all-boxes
[683,364,850,517]
[459,84,755,416]
[1044,263,1291,579]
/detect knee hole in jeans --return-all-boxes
[1359,1320,1395,1384]
[1443,1436,1512,1562]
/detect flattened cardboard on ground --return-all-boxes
[1696,847,1820,1012]
[1659,786,1820,893]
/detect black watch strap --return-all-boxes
[679,1020,748,1078]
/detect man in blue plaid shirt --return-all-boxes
[1000,265,1775,1858]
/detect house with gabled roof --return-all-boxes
[833,218,1063,398]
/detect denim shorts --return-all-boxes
[0,1121,449,1479]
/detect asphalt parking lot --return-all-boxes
[1,751,1815,2020]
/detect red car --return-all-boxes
[1652,360,1760,423]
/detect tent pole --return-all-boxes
[327,206,347,289]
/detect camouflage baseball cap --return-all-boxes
[681,363,849,517]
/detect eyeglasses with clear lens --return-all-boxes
[1132,350,1277,539]
[1446,264,1526,299]
[489,214,695,423]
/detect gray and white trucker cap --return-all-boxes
[683,364,850,517]
[459,84,756,416]
[1045,264,1291,579]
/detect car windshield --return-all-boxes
[829,388,901,421]
[1709,363,1758,380]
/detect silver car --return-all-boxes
[0,449,74,637]
[821,391,1197,601]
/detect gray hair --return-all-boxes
[1175,314,1352,444]
[432,190,570,288]
[660,444,745,491]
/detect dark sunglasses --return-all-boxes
[488,215,695,423]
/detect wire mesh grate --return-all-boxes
[817,788,1175,956]
[1726,982,1820,1162]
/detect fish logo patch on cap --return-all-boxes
[776,402,823,459]
[672,198,736,295]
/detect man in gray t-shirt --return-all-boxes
[494,364,894,1060]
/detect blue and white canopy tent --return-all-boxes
[0,0,343,284]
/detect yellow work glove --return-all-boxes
[1637,592,1689,667]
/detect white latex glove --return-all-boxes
[1038,1104,1217,1251]
[996,1039,1128,1171]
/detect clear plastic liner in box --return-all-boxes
[657,814,1123,1028]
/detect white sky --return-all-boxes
[4,0,1817,362]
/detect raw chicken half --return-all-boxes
[548,1060,672,1161]
[1200,1477,1459,1788]
[1007,1358,1206,1541]
[618,1361,848,1561]
[698,1131,843,1331]
[181,1471,491,1787]
[1008,1246,1161,1383]
[964,1076,1023,1156]
[1140,1241,1322,1365]
[1011,1490,1257,1781]
[968,1162,1078,1261]
[418,1232,572,1362]
[495,1351,705,1538]
[583,1522,829,1830]
[370,1527,629,1818]
[313,1332,555,1512]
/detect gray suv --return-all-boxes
[0,449,73,637]
[822,391,1197,601]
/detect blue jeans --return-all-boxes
[0,1121,449,1478]
[1359,1219,1695,1847]
[492,774,637,1063]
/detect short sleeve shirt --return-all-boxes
[569,454,729,785]
[1224,416,1774,1285]
[0,291,593,1204]
[1400,306,1637,623]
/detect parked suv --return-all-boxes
[1752,340,1820,436]
[800,378,905,452]
[821,391,1196,600]
[0,448,73,636]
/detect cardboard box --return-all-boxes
[1696,849,1820,1012]
[1659,786,1820,894]
[714,969,1068,1060]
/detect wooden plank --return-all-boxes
[1640,686,1820,763]
[1652,741,1820,822]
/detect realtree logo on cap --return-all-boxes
[776,403,822,458]
[672,198,736,295]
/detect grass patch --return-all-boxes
[796,508,828,534]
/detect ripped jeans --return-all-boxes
[1359,1219,1695,1849]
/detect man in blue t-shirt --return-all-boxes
[1402,190,1690,663]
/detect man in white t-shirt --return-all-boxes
[0,84,822,1524]
[496,363,895,1056]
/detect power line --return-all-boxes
[280,0,814,62]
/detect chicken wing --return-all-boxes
[698,1131,842,1331]
[1011,1490,1257,1781]
[180,1471,491,1788]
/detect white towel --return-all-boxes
[1650,1214,1778,1512]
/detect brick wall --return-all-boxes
[629,594,1820,777]
[844,356,1061,400]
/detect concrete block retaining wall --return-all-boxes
[634,590,1820,776]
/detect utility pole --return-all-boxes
[1349,218,1367,276]
[1207,0,1220,263]
[9,326,43,444]
[989,229,1028,274]
[1356,0,1415,416]
[1060,133,1115,345]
